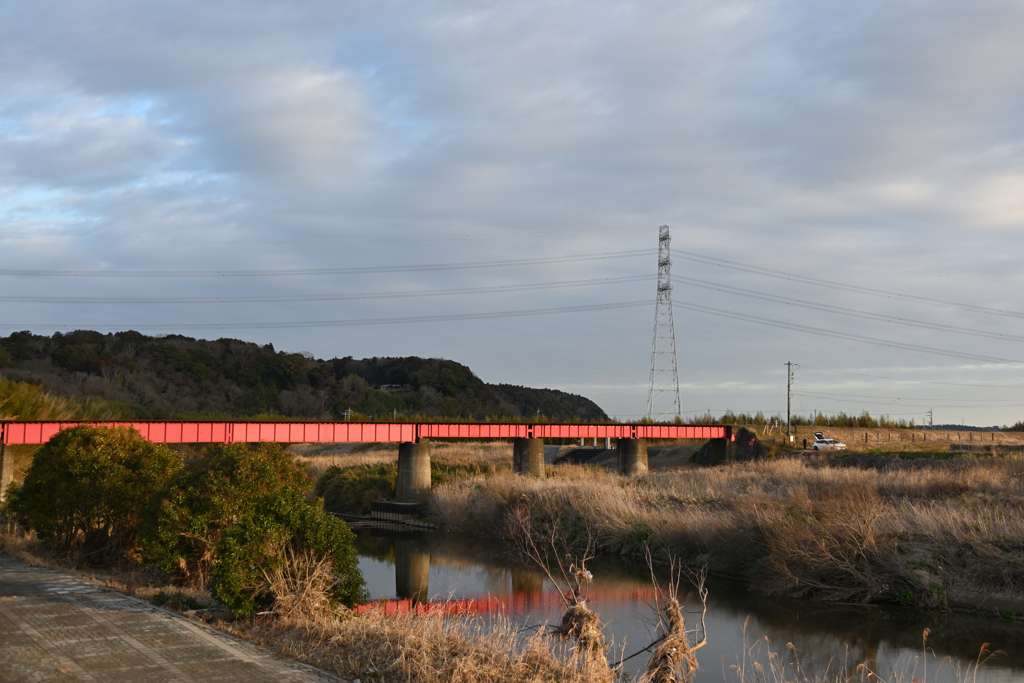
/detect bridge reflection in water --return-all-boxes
[353,528,1024,683]
[356,528,660,617]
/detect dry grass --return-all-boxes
[430,455,1024,607]
[294,441,513,481]
[0,518,42,566]
[247,606,615,683]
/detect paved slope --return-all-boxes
[0,553,337,683]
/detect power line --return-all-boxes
[675,250,1024,320]
[678,225,1024,291]
[673,300,1024,365]
[792,393,1017,410]
[0,249,654,278]
[0,300,652,332]
[0,274,655,305]
[674,275,1024,344]
[798,365,1024,390]
[793,390,1022,404]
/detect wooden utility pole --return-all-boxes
[786,361,793,443]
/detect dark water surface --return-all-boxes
[354,528,1024,682]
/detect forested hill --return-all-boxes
[0,330,608,422]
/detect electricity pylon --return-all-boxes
[646,225,681,420]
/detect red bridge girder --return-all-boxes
[0,421,728,446]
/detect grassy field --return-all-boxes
[758,425,1024,454]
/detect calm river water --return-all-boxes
[354,528,1024,682]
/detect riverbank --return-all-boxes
[4,492,1016,682]
[428,452,1024,613]
[0,530,610,683]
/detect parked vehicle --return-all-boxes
[811,432,846,451]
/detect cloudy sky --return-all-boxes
[2,1,1024,425]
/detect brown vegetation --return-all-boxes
[248,606,618,683]
[293,440,513,481]
[429,454,1024,608]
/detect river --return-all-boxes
[353,527,1024,682]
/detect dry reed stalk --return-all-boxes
[643,597,698,683]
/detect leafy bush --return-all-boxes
[141,441,365,616]
[210,485,365,616]
[140,442,312,584]
[9,426,180,561]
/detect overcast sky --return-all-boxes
[2,1,1024,426]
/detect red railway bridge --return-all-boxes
[0,421,732,503]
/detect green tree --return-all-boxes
[9,426,180,562]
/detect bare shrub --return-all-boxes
[504,494,613,677]
[754,482,902,601]
[259,544,338,621]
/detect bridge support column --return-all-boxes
[617,438,648,475]
[705,427,736,465]
[397,439,431,504]
[394,538,430,605]
[512,438,545,478]
[511,570,544,596]
[0,443,12,503]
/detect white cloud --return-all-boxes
[0,0,1024,424]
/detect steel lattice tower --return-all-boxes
[646,225,681,420]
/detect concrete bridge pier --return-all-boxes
[617,438,648,475]
[394,538,430,604]
[0,443,11,503]
[512,438,546,478]
[397,439,431,504]
[511,570,544,596]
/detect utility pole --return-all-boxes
[927,409,933,430]
[786,362,796,443]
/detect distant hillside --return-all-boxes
[0,330,608,422]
